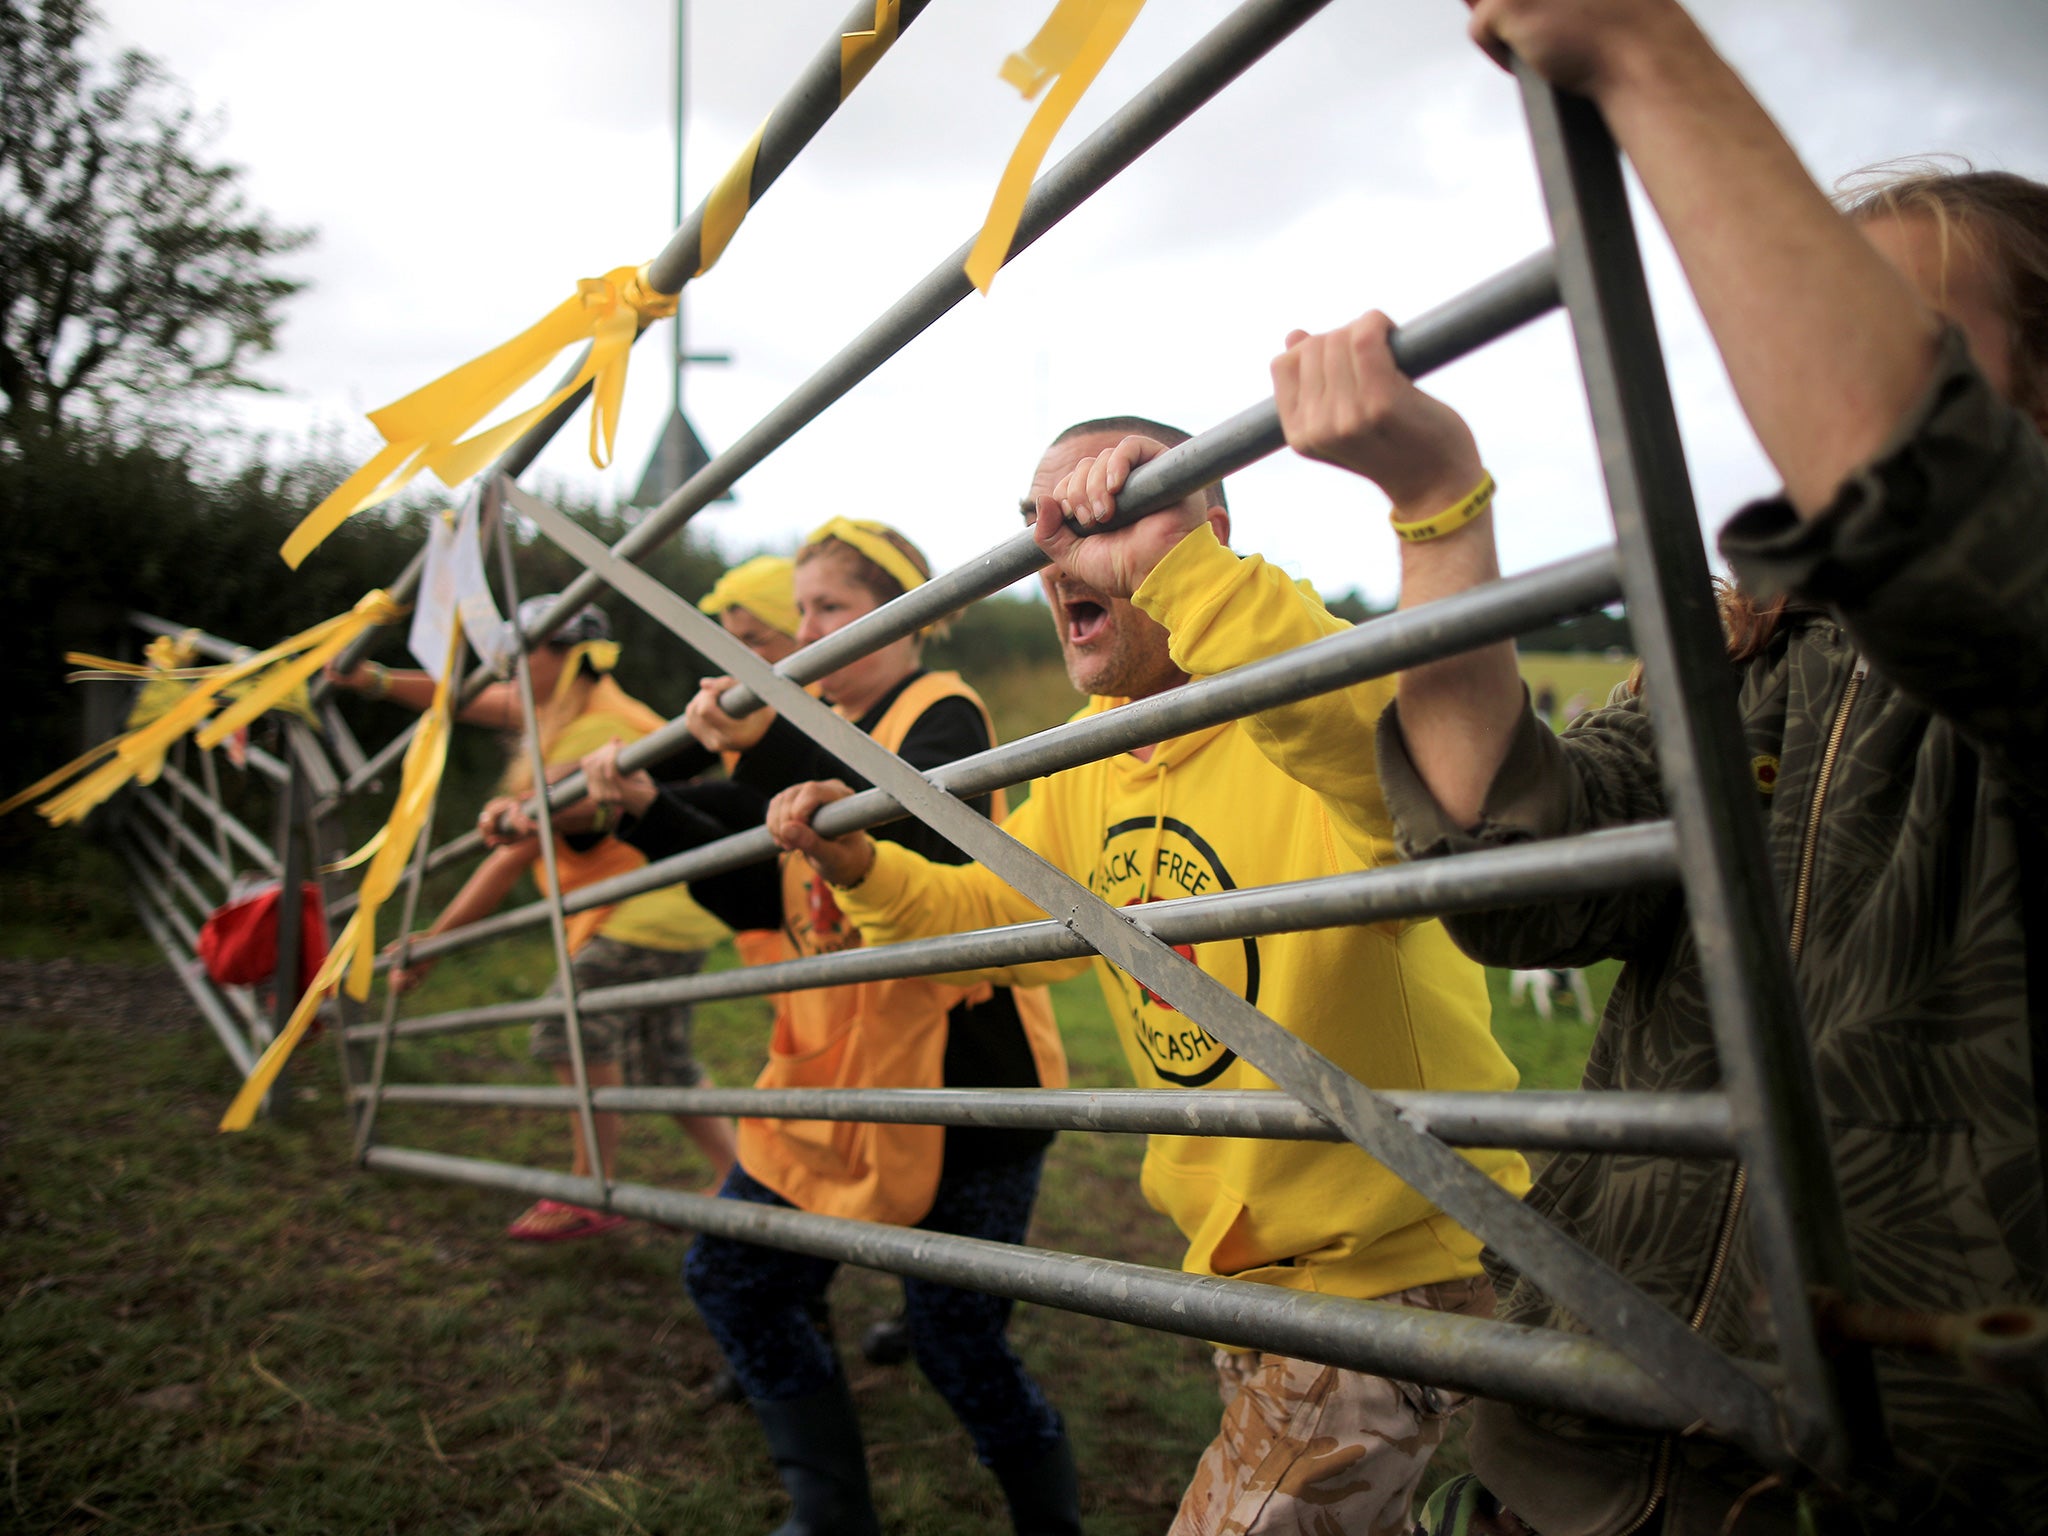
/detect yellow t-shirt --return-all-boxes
[544,710,729,954]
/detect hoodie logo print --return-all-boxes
[1093,816,1260,1088]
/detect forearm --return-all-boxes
[425,845,531,935]
[1589,11,1941,515]
[1391,510,1526,830]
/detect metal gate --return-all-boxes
[98,0,2023,1508]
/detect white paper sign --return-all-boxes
[407,509,460,681]
[452,491,516,675]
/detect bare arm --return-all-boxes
[389,841,535,991]
[326,661,524,730]
[1469,0,1943,516]
[1272,311,1524,829]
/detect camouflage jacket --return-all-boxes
[1378,332,2048,1535]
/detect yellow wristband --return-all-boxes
[1389,472,1495,544]
[589,802,617,835]
[364,660,391,698]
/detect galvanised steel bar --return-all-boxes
[158,761,278,876]
[522,494,1781,1451]
[349,713,452,1165]
[351,1084,1736,1159]
[714,248,1558,717]
[338,0,1343,804]
[243,741,290,786]
[191,749,235,878]
[134,786,235,895]
[488,506,609,1194]
[378,249,1558,888]
[314,0,943,694]
[318,698,371,784]
[1519,72,1876,1480]
[366,1145,1725,1434]
[122,848,258,1076]
[387,544,1622,965]
[126,813,225,933]
[363,824,1676,1042]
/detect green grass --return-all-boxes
[1,834,1607,1534]
[1517,651,1636,728]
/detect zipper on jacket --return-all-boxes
[1616,654,1866,1536]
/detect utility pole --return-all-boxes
[636,0,731,511]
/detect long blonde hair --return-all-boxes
[1667,163,2048,692]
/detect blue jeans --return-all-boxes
[684,1154,1064,1466]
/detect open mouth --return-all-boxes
[1061,595,1110,647]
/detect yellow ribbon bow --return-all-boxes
[280,266,679,568]
[221,613,465,1132]
[964,0,1149,294]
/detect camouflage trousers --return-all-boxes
[527,936,708,1086]
[1170,1274,1496,1536]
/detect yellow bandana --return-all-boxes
[549,638,621,703]
[802,518,926,597]
[700,555,800,638]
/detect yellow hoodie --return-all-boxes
[838,532,1529,1302]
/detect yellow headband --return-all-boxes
[550,638,620,703]
[802,517,927,597]
[699,555,800,638]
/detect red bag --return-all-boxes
[198,882,330,993]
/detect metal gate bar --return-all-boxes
[364,1145,1735,1433]
[87,4,1916,1497]
[506,458,1782,1452]
[333,0,1340,805]
[357,1084,1733,1158]
[1516,69,1874,1479]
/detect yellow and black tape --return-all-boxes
[696,0,908,277]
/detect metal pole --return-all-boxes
[707,249,1559,716]
[491,505,610,1199]
[378,543,1620,954]
[365,1145,1727,1435]
[351,1082,1734,1159]
[1517,69,1879,1481]
[315,0,940,696]
[123,850,259,1076]
[367,825,1677,1039]
[334,0,1341,804]
[518,487,1780,1452]
[162,760,280,875]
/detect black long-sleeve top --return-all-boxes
[620,672,1052,1169]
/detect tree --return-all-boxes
[0,0,311,440]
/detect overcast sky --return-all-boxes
[96,0,2048,609]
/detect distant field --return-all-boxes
[1517,650,1635,726]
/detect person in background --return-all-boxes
[573,521,1077,1536]
[333,599,739,1240]
[766,421,1530,1536]
[1104,0,2048,1525]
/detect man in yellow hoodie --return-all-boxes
[764,417,1531,1536]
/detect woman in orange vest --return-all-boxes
[332,599,743,1242]
[576,522,1079,1536]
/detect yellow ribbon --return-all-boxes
[839,0,901,100]
[803,516,927,595]
[964,0,1148,294]
[697,122,766,278]
[4,593,404,826]
[280,266,679,568]
[547,638,621,705]
[221,613,466,1132]
[196,590,404,748]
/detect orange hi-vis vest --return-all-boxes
[738,672,1066,1225]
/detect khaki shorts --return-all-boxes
[1170,1274,1496,1536]
[528,935,707,1087]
